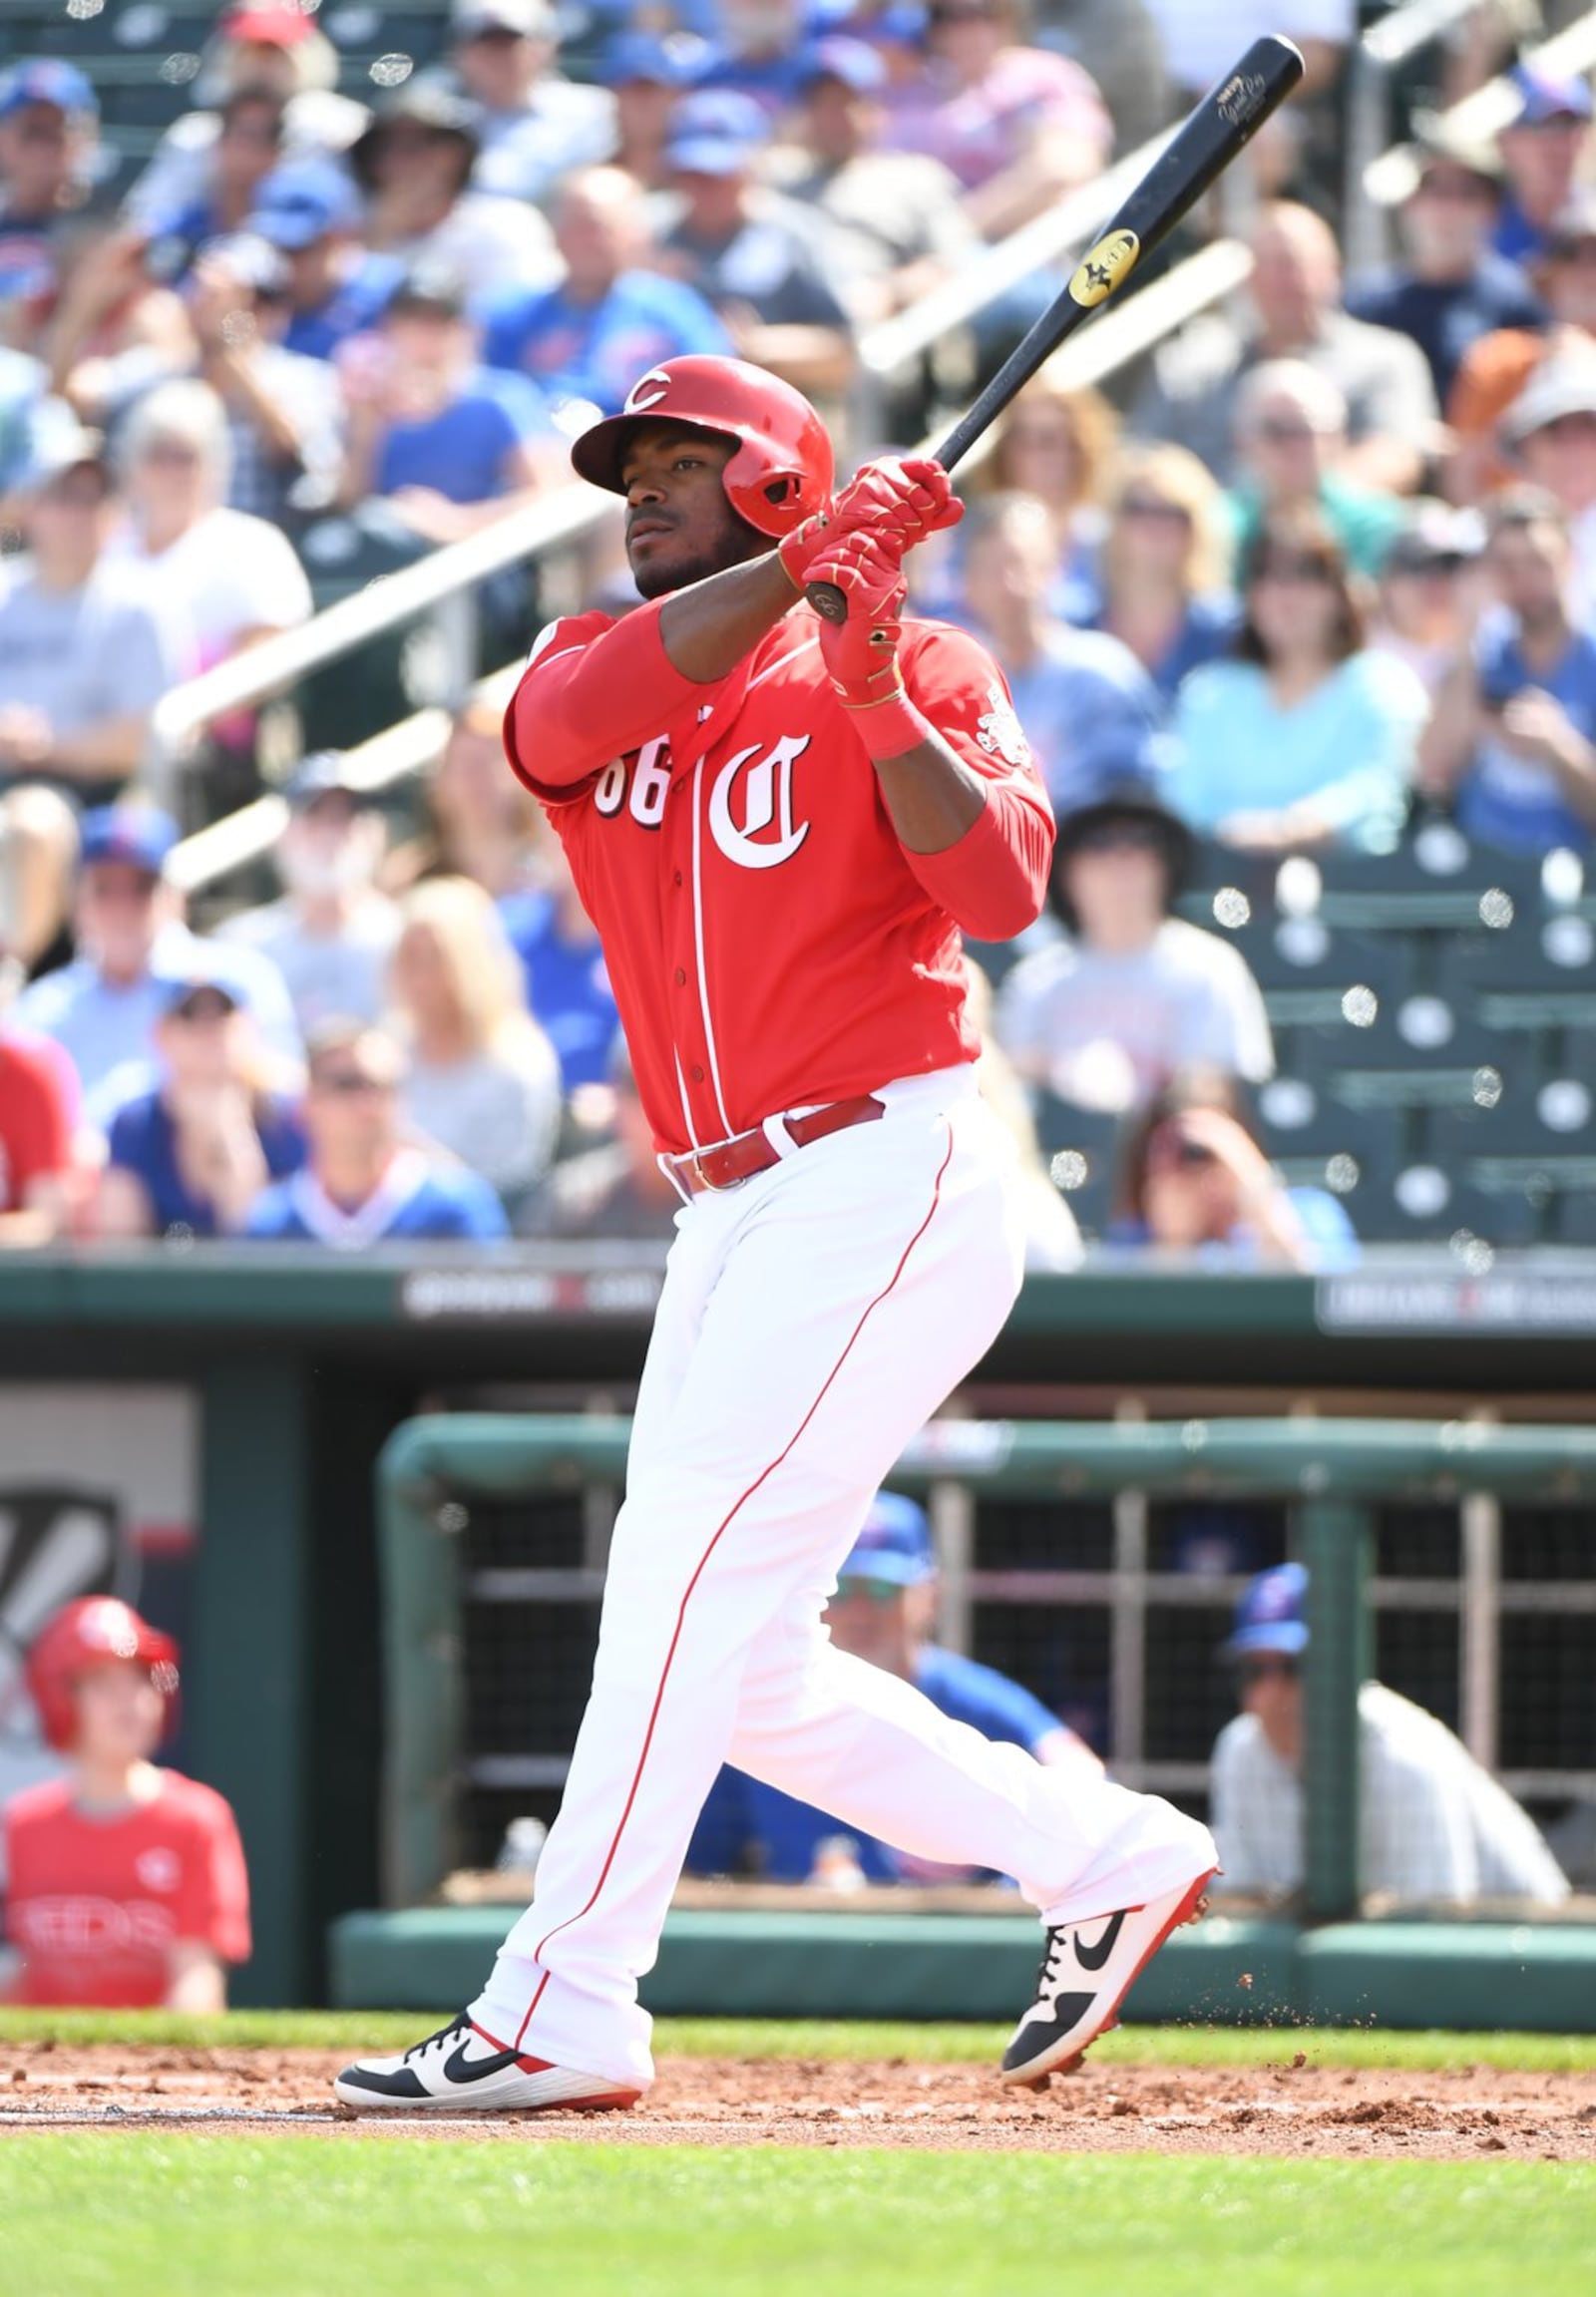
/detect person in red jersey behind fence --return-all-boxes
[3,1598,250,2009]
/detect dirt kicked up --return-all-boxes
[2,2044,1594,2158]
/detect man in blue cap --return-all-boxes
[687,1490,1101,1885]
[1495,63,1594,266]
[248,160,401,365]
[1210,1562,1569,1905]
[13,803,300,1121]
[0,61,100,338]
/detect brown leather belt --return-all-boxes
[662,1094,886,1198]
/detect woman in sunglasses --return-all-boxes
[1090,444,1240,702]
[1106,1065,1357,1271]
[1167,505,1429,854]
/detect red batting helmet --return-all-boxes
[570,356,835,537]
[25,1597,180,1752]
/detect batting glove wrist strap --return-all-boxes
[840,690,935,761]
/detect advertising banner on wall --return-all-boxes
[0,1385,199,1860]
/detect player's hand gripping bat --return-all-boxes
[804,33,1306,625]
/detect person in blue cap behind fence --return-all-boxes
[687,1490,1102,1885]
[1210,1562,1569,1906]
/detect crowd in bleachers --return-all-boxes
[3,0,1596,1256]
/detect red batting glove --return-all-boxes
[776,456,964,591]
[810,531,936,760]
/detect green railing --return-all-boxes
[376,1414,1596,1915]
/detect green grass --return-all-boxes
[2,2007,1594,2073]
[0,2139,1589,2297]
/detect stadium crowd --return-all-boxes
[1,0,1595,1260]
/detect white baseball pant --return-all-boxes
[471,1063,1215,2091]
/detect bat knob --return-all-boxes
[805,579,848,624]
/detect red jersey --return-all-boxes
[4,1770,251,2007]
[0,1031,75,1214]
[505,600,1053,1154]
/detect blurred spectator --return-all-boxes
[1493,62,1592,266]
[482,166,730,420]
[1169,509,1427,854]
[500,835,621,1092]
[0,61,100,350]
[1496,351,1596,615]
[1085,446,1240,700]
[921,375,1116,623]
[337,261,555,547]
[12,804,300,1119]
[686,1491,1101,1885]
[95,976,304,1241]
[957,493,1165,813]
[608,32,710,191]
[881,0,1111,238]
[651,91,854,398]
[1370,500,1487,698]
[1448,190,1596,502]
[518,1044,679,1239]
[0,798,79,1246]
[4,1599,251,2007]
[1132,200,1438,493]
[1040,0,1169,157]
[1144,1,1353,104]
[447,0,617,205]
[387,695,545,899]
[349,84,559,307]
[1226,361,1404,581]
[1347,121,1542,403]
[765,39,979,324]
[0,344,44,499]
[1107,1066,1357,1269]
[126,4,367,238]
[245,1019,509,1245]
[104,379,312,687]
[389,878,562,1202]
[964,963,1084,1271]
[699,0,816,117]
[217,752,399,1035]
[141,86,289,275]
[0,782,77,981]
[40,226,194,422]
[0,416,180,806]
[997,786,1273,1116]
[248,160,402,363]
[1420,486,1596,854]
[1210,1563,1570,1905]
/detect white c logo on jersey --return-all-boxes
[624,369,673,414]
[708,735,811,870]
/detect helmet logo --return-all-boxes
[624,369,674,413]
[708,735,811,870]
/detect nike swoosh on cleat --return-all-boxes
[1072,1910,1128,1973]
[442,2040,532,2084]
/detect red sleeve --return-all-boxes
[173,1786,252,1964]
[504,605,705,803]
[0,1039,74,1210]
[893,622,1056,942]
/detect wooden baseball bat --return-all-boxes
[805,33,1306,623]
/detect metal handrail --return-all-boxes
[169,239,1253,900]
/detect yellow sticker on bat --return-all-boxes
[1068,228,1140,308]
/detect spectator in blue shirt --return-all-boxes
[95,975,304,1239]
[249,160,403,364]
[608,31,710,192]
[245,1019,508,1246]
[448,0,617,206]
[1082,446,1240,703]
[0,60,100,337]
[1348,122,1543,406]
[141,87,290,283]
[1493,65,1592,268]
[12,804,301,1122]
[336,260,557,547]
[686,1492,1102,1886]
[956,491,1166,814]
[1420,485,1596,855]
[482,166,730,421]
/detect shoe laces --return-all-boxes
[1033,1927,1073,2006]
[403,2013,472,2064]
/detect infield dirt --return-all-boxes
[2,2044,1594,2158]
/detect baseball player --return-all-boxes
[337,356,1215,2114]
[4,1599,251,2008]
